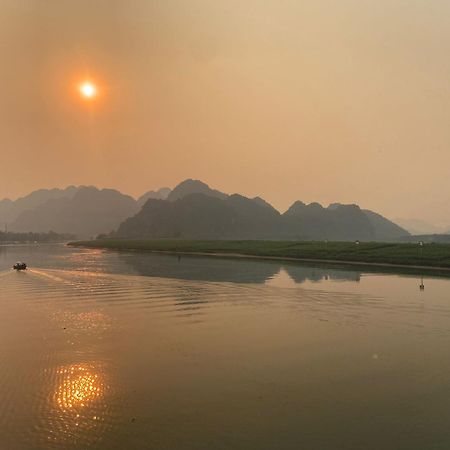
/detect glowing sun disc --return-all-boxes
[79,82,97,99]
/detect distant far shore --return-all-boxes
[0,231,75,245]
[68,239,450,273]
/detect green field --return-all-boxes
[69,239,450,270]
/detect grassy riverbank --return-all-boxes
[69,239,450,270]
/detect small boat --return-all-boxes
[13,262,27,271]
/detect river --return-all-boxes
[1,244,450,449]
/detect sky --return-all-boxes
[1,0,449,225]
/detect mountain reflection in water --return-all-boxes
[117,252,362,284]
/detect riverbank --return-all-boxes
[68,239,450,271]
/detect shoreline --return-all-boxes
[68,241,450,273]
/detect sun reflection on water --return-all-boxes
[55,365,104,411]
[43,364,114,448]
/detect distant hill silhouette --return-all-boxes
[167,179,227,202]
[1,185,171,237]
[137,187,171,207]
[12,187,139,238]
[0,186,79,227]
[115,179,409,241]
[283,202,375,240]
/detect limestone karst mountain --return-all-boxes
[167,179,227,202]
[115,179,409,241]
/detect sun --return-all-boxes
[79,81,97,99]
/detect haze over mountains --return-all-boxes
[395,218,449,236]
[12,187,139,238]
[0,186,170,237]
[1,179,412,240]
[0,186,79,226]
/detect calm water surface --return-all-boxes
[1,244,450,449]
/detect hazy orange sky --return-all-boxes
[1,0,449,225]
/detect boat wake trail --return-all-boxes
[28,268,69,284]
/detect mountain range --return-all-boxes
[1,179,411,240]
[116,179,409,241]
